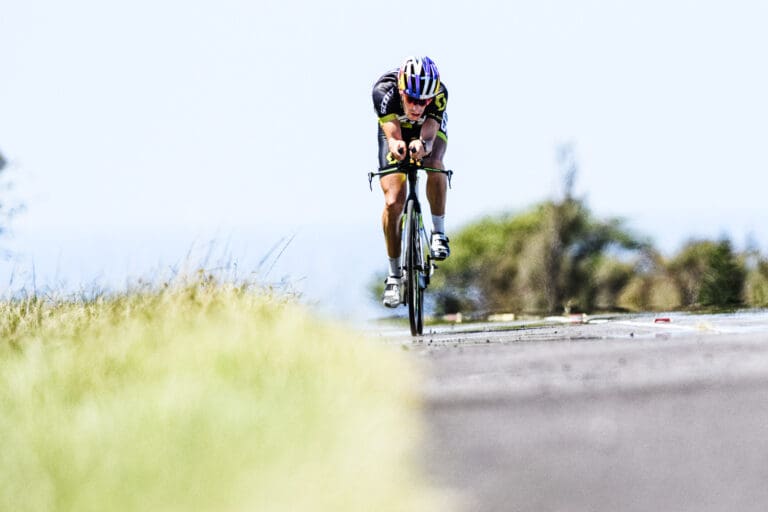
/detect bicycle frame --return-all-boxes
[368,153,453,335]
[401,170,430,284]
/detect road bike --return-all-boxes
[369,153,453,336]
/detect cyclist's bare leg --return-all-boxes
[424,137,447,217]
[380,173,407,258]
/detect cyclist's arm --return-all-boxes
[418,86,447,157]
[418,118,439,155]
[380,118,407,161]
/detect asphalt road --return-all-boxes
[391,311,768,512]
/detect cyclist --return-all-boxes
[371,55,451,308]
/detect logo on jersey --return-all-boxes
[379,89,395,115]
[397,114,426,127]
[434,92,447,111]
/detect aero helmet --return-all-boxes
[397,56,440,100]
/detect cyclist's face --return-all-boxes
[401,93,431,121]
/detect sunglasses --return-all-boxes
[404,96,430,106]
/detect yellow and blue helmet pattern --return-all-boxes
[397,56,441,100]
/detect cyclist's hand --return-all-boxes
[408,139,426,161]
[388,139,407,161]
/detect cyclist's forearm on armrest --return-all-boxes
[381,119,407,160]
[380,119,403,143]
[419,118,439,146]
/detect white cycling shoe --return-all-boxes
[382,275,403,308]
[431,232,451,260]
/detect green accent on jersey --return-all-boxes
[436,131,448,143]
[378,114,397,124]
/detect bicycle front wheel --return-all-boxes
[405,199,424,336]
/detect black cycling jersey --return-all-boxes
[372,70,448,139]
[372,70,448,167]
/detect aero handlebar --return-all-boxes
[367,149,454,191]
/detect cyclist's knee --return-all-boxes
[423,156,444,169]
[384,195,405,214]
[423,148,445,169]
[381,175,406,211]
[424,136,447,169]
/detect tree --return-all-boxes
[430,143,649,315]
[430,197,648,315]
[668,239,746,308]
[744,257,768,307]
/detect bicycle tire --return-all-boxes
[405,199,424,335]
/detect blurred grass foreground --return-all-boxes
[0,274,444,512]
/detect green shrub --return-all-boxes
[617,273,681,312]
[744,259,768,307]
[668,239,746,308]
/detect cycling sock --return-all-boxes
[388,256,401,277]
[432,215,445,234]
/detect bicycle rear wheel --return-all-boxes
[405,200,424,336]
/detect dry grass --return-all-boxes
[0,274,449,512]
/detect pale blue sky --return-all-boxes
[2,1,767,317]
